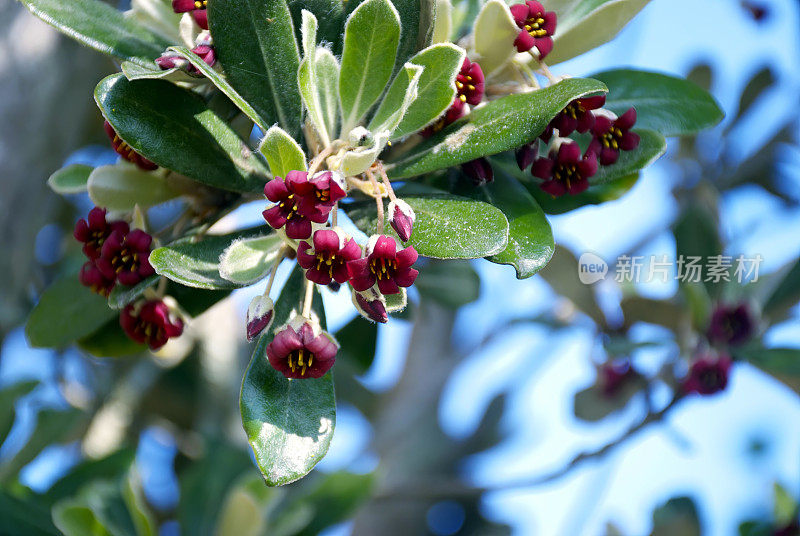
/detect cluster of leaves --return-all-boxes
[21,0,724,494]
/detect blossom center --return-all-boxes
[110,247,141,275]
[600,127,624,150]
[369,257,397,281]
[552,163,581,189]
[193,0,207,8]
[287,348,315,376]
[699,369,724,390]
[315,189,330,202]
[524,16,548,37]
[564,102,583,120]
[314,250,345,279]
[278,193,299,219]
[455,76,476,103]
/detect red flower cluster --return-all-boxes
[263,170,346,240]
[74,207,155,296]
[517,99,640,197]
[156,35,216,75]
[682,354,732,396]
[121,299,184,350]
[266,318,339,379]
[510,1,557,58]
[104,121,157,171]
[172,0,208,29]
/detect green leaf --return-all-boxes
[590,129,667,185]
[431,0,452,44]
[338,0,401,133]
[673,200,722,301]
[240,267,335,486]
[286,0,345,51]
[149,227,270,290]
[472,0,518,76]
[739,347,800,377]
[315,49,341,143]
[368,63,425,137]
[46,450,136,502]
[78,320,147,357]
[120,60,196,83]
[347,193,509,259]
[19,0,171,67]
[0,381,38,447]
[298,13,331,146]
[390,0,436,75]
[386,77,607,178]
[340,132,389,176]
[573,373,646,422]
[219,234,285,286]
[259,126,308,179]
[167,46,271,133]
[590,69,724,137]
[763,260,800,320]
[87,164,179,211]
[390,43,466,139]
[651,496,701,536]
[0,491,59,536]
[26,276,118,348]
[736,67,774,121]
[539,0,653,66]
[48,164,92,194]
[95,74,269,193]
[214,475,281,536]
[415,259,480,307]
[334,318,377,374]
[292,472,376,536]
[208,0,303,137]
[538,246,607,326]
[107,275,160,310]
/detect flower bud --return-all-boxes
[246,295,275,342]
[388,199,416,242]
[351,288,389,324]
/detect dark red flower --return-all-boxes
[510,1,557,58]
[266,319,339,379]
[352,288,389,324]
[120,300,184,350]
[348,235,418,295]
[96,229,155,286]
[683,355,732,396]
[388,199,415,242]
[172,0,208,29]
[456,58,484,105]
[462,157,494,185]
[103,120,158,171]
[246,295,274,342]
[531,141,598,196]
[297,229,362,285]
[79,261,116,297]
[420,99,465,138]
[262,171,345,240]
[516,143,537,171]
[540,95,606,142]
[74,207,130,260]
[155,43,216,74]
[708,303,755,346]
[587,108,640,166]
[599,361,638,397]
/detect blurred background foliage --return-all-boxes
[1,0,800,534]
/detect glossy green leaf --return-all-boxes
[591,129,667,185]
[390,43,466,139]
[591,69,724,136]
[538,0,653,66]
[87,164,179,211]
[369,63,424,137]
[150,227,269,290]
[387,77,607,178]
[19,0,171,67]
[478,167,554,278]
[168,46,270,133]
[107,275,160,310]
[208,0,303,137]
[472,0,518,76]
[95,74,269,193]
[48,164,92,194]
[241,267,335,486]
[26,276,118,349]
[315,49,341,143]
[416,259,480,307]
[259,126,308,179]
[0,381,38,447]
[339,0,401,133]
[334,317,378,374]
[348,194,509,259]
[219,234,284,286]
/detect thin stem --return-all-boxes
[376,162,397,201]
[332,204,338,227]
[365,169,385,234]
[156,276,168,297]
[264,247,286,297]
[302,279,314,317]
[536,59,559,85]
[307,141,342,176]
